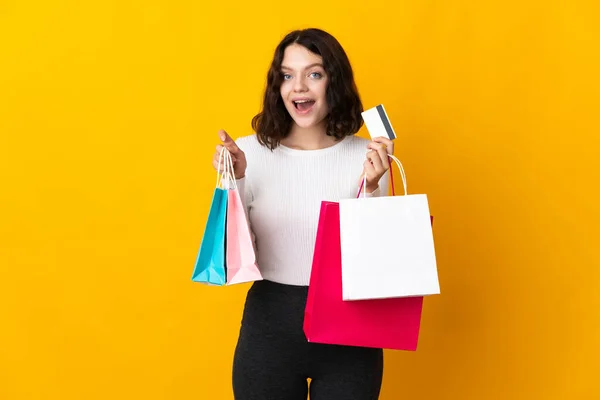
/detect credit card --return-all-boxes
[361,104,396,140]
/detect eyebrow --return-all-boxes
[281,63,324,71]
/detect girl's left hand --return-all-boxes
[363,137,394,193]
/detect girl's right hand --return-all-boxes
[213,129,247,179]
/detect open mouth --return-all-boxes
[293,99,316,113]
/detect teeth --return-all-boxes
[294,100,313,104]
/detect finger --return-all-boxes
[215,145,237,163]
[213,152,232,171]
[377,146,390,170]
[367,150,384,173]
[213,149,227,163]
[218,129,241,154]
[363,160,377,187]
[212,158,225,172]
[372,137,394,154]
[363,158,376,178]
[367,143,390,169]
[212,154,227,168]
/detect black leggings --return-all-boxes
[232,279,383,400]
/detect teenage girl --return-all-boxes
[212,28,394,400]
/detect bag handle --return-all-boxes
[216,147,237,190]
[356,154,407,198]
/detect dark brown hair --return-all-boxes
[251,28,364,150]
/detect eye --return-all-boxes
[282,73,292,80]
[310,72,323,79]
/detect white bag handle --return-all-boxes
[358,154,407,198]
[216,146,237,190]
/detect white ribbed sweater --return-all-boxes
[235,134,389,286]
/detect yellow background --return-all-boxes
[1,1,599,399]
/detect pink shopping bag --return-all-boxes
[225,186,263,285]
[304,201,430,351]
[217,146,262,285]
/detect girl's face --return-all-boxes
[279,43,329,131]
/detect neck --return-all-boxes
[281,121,339,150]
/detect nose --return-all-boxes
[293,75,308,92]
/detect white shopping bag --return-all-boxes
[339,155,440,301]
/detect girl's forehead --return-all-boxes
[281,44,323,68]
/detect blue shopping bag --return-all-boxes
[191,186,228,286]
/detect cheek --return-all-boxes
[313,80,327,99]
[280,81,291,98]
[317,82,328,108]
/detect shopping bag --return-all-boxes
[340,155,439,300]
[223,150,263,285]
[191,188,227,285]
[304,201,425,351]
[191,148,231,286]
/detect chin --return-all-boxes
[293,119,322,129]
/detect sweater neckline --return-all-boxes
[277,135,351,155]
